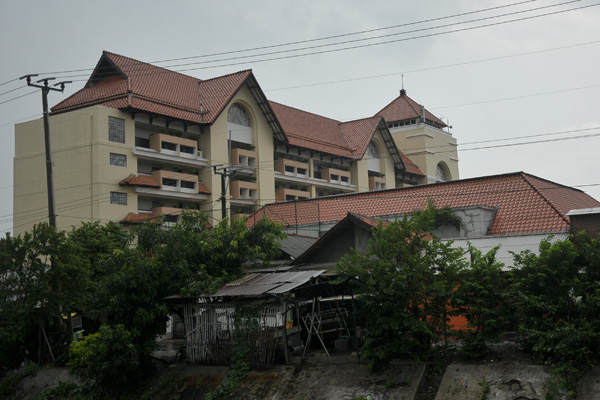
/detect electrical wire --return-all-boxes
[20,0,596,83]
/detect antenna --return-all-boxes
[400,74,406,96]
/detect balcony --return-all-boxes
[230,180,258,202]
[369,176,387,191]
[231,148,257,172]
[275,159,309,178]
[132,133,207,168]
[122,171,209,203]
[276,188,310,202]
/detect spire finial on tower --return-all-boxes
[400,74,406,96]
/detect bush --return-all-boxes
[68,324,141,397]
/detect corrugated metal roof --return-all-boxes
[280,234,319,259]
[205,270,325,297]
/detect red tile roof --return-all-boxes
[50,51,423,173]
[376,90,447,127]
[119,173,160,188]
[120,211,156,224]
[399,153,425,177]
[248,172,600,236]
[268,101,410,171]
[52,51,256,126]
[269,101,353,158]
[198,182,211,194]
[340,116,384,159]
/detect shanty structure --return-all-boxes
[175,270,356,367]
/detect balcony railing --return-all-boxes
[230,180,258,200]
[369,176,387,191]
[231,148,257,169]
[275,159,309,178]
[151,170,199,193]
[133,133,207,167]
[276,188,310,202]
[321,168,351,185]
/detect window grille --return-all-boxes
[110,153,127,167]
[108,117,125,143]
[110,192,127,205]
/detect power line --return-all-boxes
[149,0,543,65]
[0,86,27,97]
[266,40,600,92]
[28,0,544,80]
[157,0,587,70]
[432,84,600,110]
[0,90,37,105]
[31,0,598,83]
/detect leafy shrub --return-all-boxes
[68,324,141,397]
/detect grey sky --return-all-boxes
[1,0,599,234]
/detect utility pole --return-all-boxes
[213,165,236,222]
[19,75,71,229]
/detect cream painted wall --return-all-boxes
[351,159,370,192]
[390,124,458,183]
[371,129,397,189]
[14,105,137,235]
[203,83,276,222]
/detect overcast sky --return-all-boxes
[1,0,599,235]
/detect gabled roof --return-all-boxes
[376,89,447,128]
[279,233,320,259]
[293,212,388,265]
[51,52,286,143]
[249,172,600,236]
[269,101,407,169]
[50,51,427,169]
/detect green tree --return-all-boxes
[68,324,141,397]
[0,223,88,368]
[512,233,600,392]
[336,204,464,370]
[70,212,284,395]
[453,244,510,358]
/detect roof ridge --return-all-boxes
[341,115,381,125]
[284,132,355,153]
[199,69,253,84]
[102,50,202,82]
[520,172,570,225]
[268,100,341,123]
[337,123,354,154]
[264,171,548,206]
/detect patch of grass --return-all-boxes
[478,376,490,399]
[32,381,85,400]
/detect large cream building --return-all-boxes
[13,51,458,234]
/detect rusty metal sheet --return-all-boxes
[205,270,325,297]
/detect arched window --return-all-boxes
[366,142,381,173]
[227,104,252,144]
[436,162,450,182]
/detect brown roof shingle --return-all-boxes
[248,172,600,236]
[376,90,447,127]
[119,173,160,188]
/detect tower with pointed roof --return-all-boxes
[376,89,459,185]
[13,51,430,234]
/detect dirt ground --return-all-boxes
[6,341,600,400]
